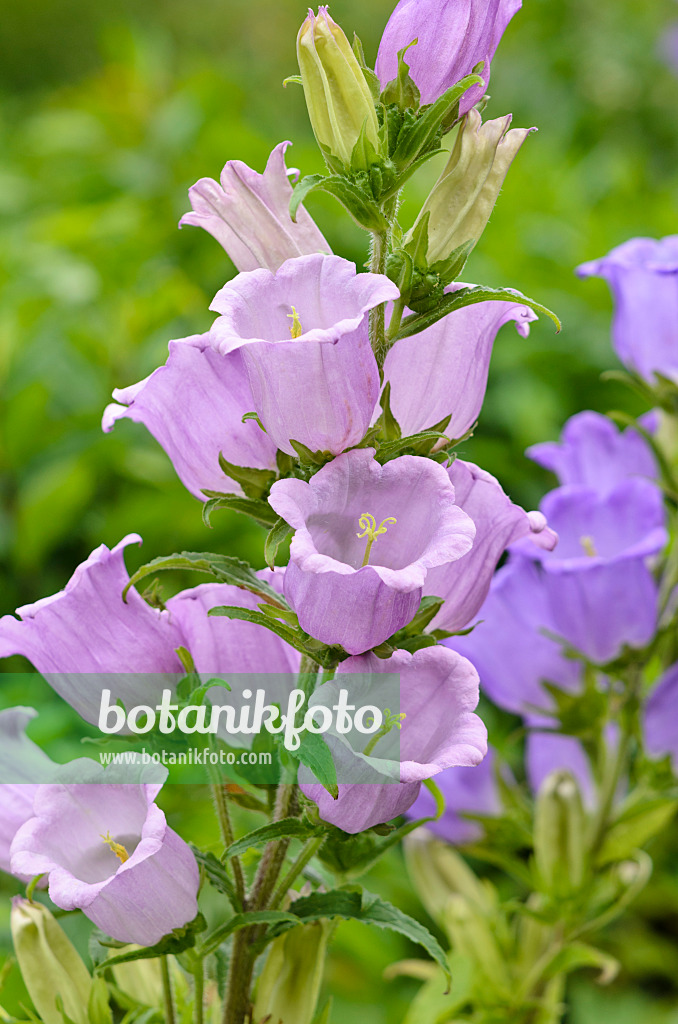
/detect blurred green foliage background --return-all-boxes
[2,0,678,1019]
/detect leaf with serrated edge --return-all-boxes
[225,818,323,860]
[123,552,286,609]
[398,286,561,340]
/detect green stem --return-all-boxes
[268,835,326,910]
[211,779,246,908]
[386,295,406,342]
[192,956,205,1024]
[160,956,176,1024]
[369,229,388,366]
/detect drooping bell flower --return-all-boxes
[103,334,278,500]
[383,289,537,439]
[300,646,486,833]
[297,7,380,170]
[407,746,501,844]
[404,110,534,265]
[209,254,397,456]
[527,410,658,495]
[268,449,475,654]
[180,142,331,272]
[577,236,678,384]
[11,774,200,946]
[376,0,523,111]
[644,663,678,767]
[423,459,557,633]
[0,535,184,726]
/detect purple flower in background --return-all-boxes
[383,291,537,439]
[644,663,678,766]
[301,646,486,833]
[525,730,595,806]
[103,334,278,500]
[660,22,678,76]
[527,410,658,495]
[209,254,396,456]
[423,459,557,633]
[0,535,184,725]
[577,236,678,384]
[408,746,501,844]
[179,141,331,272]
[11,777,199,945]
[268,449,475,654]
[376,0,522,111]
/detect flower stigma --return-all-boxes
[287,306,303,338]
[363,708,407,756]
[357,513,397,567]
[100,831,130,864]
[580,535,597,558]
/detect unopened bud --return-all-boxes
[297,6,380,170]
[534,770,588,897]
[11,899,92,1024]
[405,833,495,926]
[443,893,510,997]
[405,109,534,267]
[254,920,331,1024]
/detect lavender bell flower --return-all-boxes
[383,290,538,439]
[527,410,658,495]
[103,333,278,500]
[0,535,184,726]
[423,459,557,633]
[209,254,398,456]
[525,731,595,807]
[577,236,678,384]
[300,646,486,833]
[376,0,522,111]
[644,663,678,767]
[179,141,331,272]
[408,746,501,844]
[11,775,200,945]
[268,449,475,654]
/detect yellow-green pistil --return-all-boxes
[287,306,303,338]
[580,535,597,558]
[100,831,129,864]
[357,512,397,567]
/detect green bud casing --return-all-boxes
[533,770,588,898]
[297,7,380,170]
[254,920,331,1024]
[11,899,93,1024]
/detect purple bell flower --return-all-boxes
[527,410,658,495]
[11,778,199,945]
[268,449,475,654]
[376,0,522,111]
[300,646,486,833]
[179,141,331,272]
[407,745,501,844]
[644,663,678,767]
[423,459,557,632]
[383,290,537,439]
[209,254,397,456]
[577,236,678,384]
[103,334,278,500]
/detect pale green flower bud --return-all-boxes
[297,7,381,170]
[405,834,495,928]
[406,109,535,267]
[443,894,511,998]
[11,899,93,1024]
[253,920,331,1024]
[533,770,588,898]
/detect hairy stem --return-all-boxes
[211,780,246,908]
[268,835,326,910]
[160,956,176,1024]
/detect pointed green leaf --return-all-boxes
[265,516,293,569]
[398,285,561,340]
[225,818,323,860]
[95,914,207,972]
[123,553,287,609]
[291,732,339,799]
[217,453,276,499]
[199,911,299,958]
[202,494,279,529]
[429,238,476,284]
[392,73,484,168]
[290,175,388,232]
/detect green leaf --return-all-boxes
[376,381,402,441]
[398,285,561,339]
[352,34,381,103]
[377,426,451,463]
[225,817,323,860]
[406,210,432,268]
[191,847,240,907]
[269,889,451,985]
[265,516,292,569]
[381,40,421,110]
[429,238,476,285]
[217,453,276,499]
[290,174,388,232]
[392,72,484,168]
[292,732,339,799]
[95,914,207,972]
[199,911,299,958]
[201,494,279,529]
[540,942,620,985]
[123,552,287,609]
[208,605,342,670]
[597,796,678,865]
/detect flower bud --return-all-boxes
[297,6,380,170]
[533,770,588,898]
[405,109,534,267]
[405,834,494,927]
[10,899,93,1024]
[253,920,331,1024]
[443,894,511,997]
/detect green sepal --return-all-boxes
[289,174,388,232]
[94,914,207,972]
[375,381,402,441]
[265,516,292,569]
[217,453,276,499]
[241,410,266,431]
[380,147,443,202]
[318,816,437,880]
[397,285,562,340]
[406,209,431,268]
[376,418,452,463]
[201,493,279,529]
[380,40,421,111]
[352,34,381,103]
[225,818,324,861]
[392,72,484,169]
[123,552,287,610]
[350,117,382,174]
[429,238,476,285]
[289,439,334,469]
